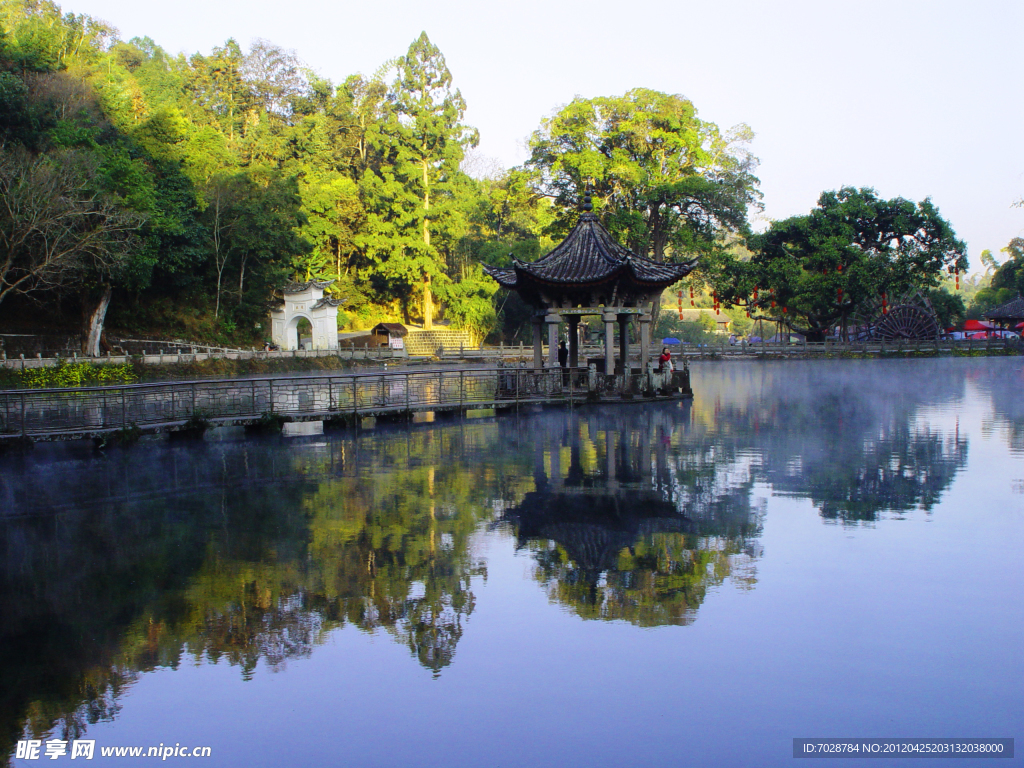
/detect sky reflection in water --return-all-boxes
[2,358,1022,767]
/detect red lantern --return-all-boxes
[782,306,787,314]
[837,264,843,272]
[771,300,776,308]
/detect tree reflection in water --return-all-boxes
[1,429,497,756]
[2,358,995,760]
[692,360,971,523]
[972,362,1024,455]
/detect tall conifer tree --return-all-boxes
[367,32,477,328]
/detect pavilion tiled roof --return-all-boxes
[484,212,696,290]
[982,295,1024,321]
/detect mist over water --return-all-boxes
[2,358,1022,767]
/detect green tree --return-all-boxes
[294,170,363,283]
[994,238,1024,296]
[979,248,1000,277]
[240,38,306,123]
[362,32,478,328]
[525,88,760,261]
[0,146,145,353]
[704,187,968,341]
[0,0,116,72]
[183,39,250,142]
[970,238,1024,316]
[201,172,310,321]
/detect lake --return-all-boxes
[2,358,1022,767]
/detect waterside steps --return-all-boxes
[0,365,691,445]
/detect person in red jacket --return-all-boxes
[658,347,672,372]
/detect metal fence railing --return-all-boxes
[0,367,594,438]
[436,337,1019,363]
[667,336,1019,357]
[0,344,403,371]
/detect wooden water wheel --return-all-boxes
[856,292,941,340]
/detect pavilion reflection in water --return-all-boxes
[500,404,763,626]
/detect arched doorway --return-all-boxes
[285,314,314,351]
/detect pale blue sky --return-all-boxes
[69,0,1023,272]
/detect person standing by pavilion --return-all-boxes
[658,346,673,373]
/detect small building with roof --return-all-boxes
[483,194,696,372]
[982,295,1024,329]
[270,280,344,350]
[372,322,409,349]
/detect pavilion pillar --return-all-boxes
[603,312,617,374]
[655,427,669,485]
[550,437,561,488]
[532,317,544,370]
[618,314,630,373]
[639,313,651,371]
[639,423,651,486]
[546,313,562,368]
[568,316,580,368]
[605,429,617,489]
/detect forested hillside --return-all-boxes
[0,0,759,351]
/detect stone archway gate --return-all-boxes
[270,280,343,350]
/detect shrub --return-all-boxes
[19,360,139,389]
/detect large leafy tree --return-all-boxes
[362,32,477,328]
[525,88,760,261]
[702,187,968,341]
[0,147,145,353]
[240,38,306,123]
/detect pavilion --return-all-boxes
[982,295,1024,329]
[483,194,696,372]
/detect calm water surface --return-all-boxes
[2,358,1022,767]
